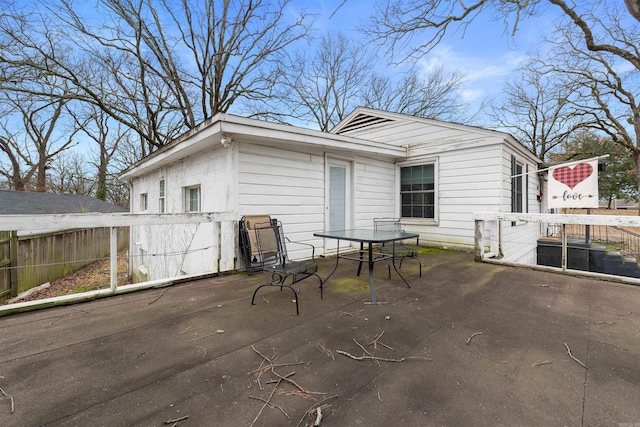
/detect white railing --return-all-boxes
[1,212,237,315]
[474,212,640,281]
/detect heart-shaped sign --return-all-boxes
[552,163,593,190]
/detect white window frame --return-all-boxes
[140,193,148,212]
[159,179,166,213]
[511,157,527,214]
[185,185,201,212]
[398,159,438,222]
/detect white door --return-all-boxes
[325,159,352,251]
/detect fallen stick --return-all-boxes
[564,343,588,369]
[353,339,380,366]
[531,360,552,368]
[319,343,335,360]
[296,395,339,427]
[314,407,322,426]
[369,331,395,351]
[148,288,167,305]
[271,368,326,395]
[266,372,295,384]
[336,350,428,363]
[163,415,188,425]
[466,332,483,345]
[250,378,283,426]
[249,395,289,419]
[249,361,305,375]
[0,387,14,414]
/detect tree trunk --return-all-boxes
[625,0,640,22]
[635,151,640,215]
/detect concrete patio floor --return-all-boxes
[1,250,639,427]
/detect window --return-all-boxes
[140,193,148,211]
[400,164,435,219]
[159,179,165,213]
[511,155,528,214]
[185,186,200,212]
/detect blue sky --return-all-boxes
[295,0,561,122]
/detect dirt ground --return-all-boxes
[4,254,131,304]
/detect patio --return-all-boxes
[1,249,639,426]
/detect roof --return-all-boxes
[119,113,407,180]
[119,108,541,181]
[332,107,540,163]
[331,107,511,138]
[0,190,127,215]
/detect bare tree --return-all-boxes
[626,0,640,22]
[0,96,80,191]
[246,32,473,129]
[68,105,128,201]
[487,60,584,161]
[362,65,470,122]
[246,32,373,131]
[529,7,640,203]
[369,1,640,190]
[367,0,640,68]
[0,0,313,153]
[48,151,95,196]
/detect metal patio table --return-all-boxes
[313,229,420,304]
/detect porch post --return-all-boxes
[561,224,567,271]
[110,226,118,292]
[474,219,484,261]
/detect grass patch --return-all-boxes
[418,247,458,255]
[331,278,369,294]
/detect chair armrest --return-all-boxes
[284,237,316,259]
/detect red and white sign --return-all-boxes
[548,159,598,208]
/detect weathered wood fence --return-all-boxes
[0,231,15,299]
[0,227,129,299]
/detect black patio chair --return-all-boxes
[244,218,323,315]
[373,218,422,278]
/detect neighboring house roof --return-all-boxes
[0,190,126,215]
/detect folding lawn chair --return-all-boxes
[373,217,422,277]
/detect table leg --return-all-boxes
[389,241,411,288]
[356,241,364,276]
[368,242,377,304]
[323,239,341,284]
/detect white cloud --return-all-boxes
[418,44,529,104]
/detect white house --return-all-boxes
[119,107,542,282]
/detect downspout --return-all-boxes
[128,181,134,280]
[497,149,504,258]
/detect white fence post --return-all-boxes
[110,226,118,292]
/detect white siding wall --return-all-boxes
[130,146,232,280]
[238,143,325,260]
[343,116,543,261]
[238,143,395,258]
[498,147,543,264]
[353,157,396,227]
[401,144,504,251]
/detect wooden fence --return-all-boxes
[0,231,14,299]
[0,227,129,299]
